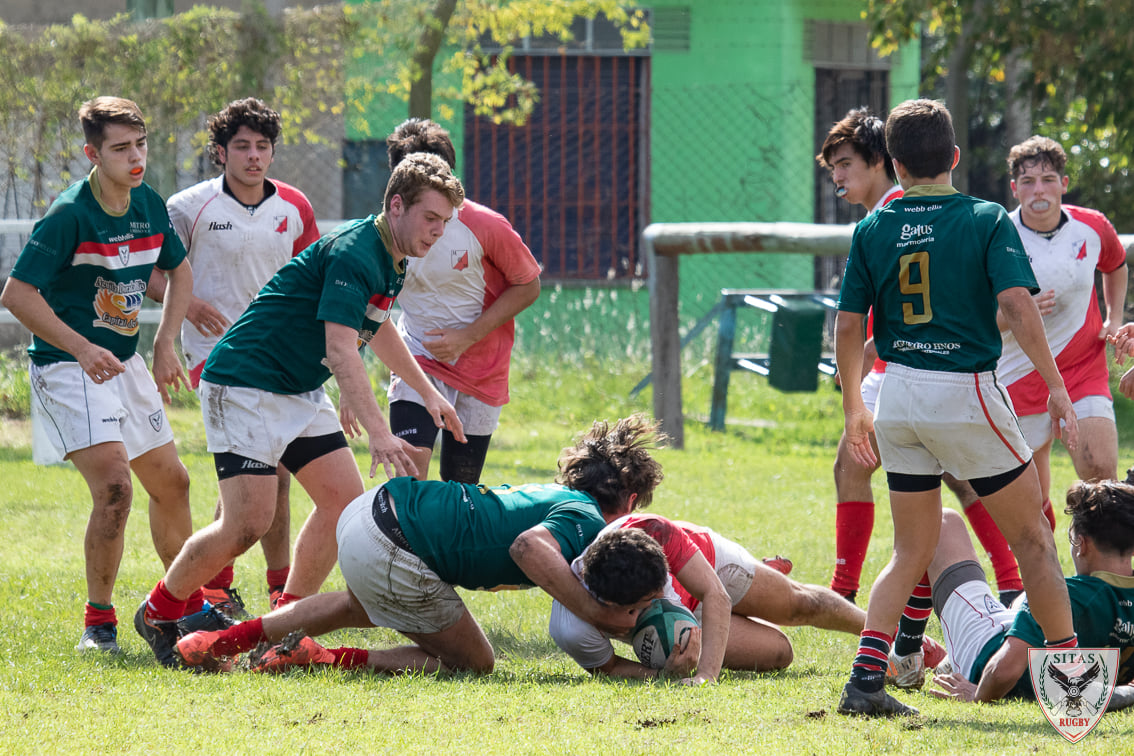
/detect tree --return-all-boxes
[866,0,1134,228]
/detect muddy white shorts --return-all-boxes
[336,487,465,635]
[874,363,1032,480]
[1016,394,1113,451]
[388,372,501,437]
[198,380,341,466]
[933,560,1016,682]
[30,354,173,463]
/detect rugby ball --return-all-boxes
[631,598,700,669]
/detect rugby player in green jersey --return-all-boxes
[833,98,1079,717]
[0,96,195,655]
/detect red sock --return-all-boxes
[84,603,116,628]
[964,500,1023,592]
[1046,633,1078,649]
[211,618,267,656]
[205,564,235,591]
[831,501,874,596]
[183,588,206,616]
[146,580,188,623]
[275,591,304,608]
[330,647,370,669]
[1042,498,1056,532]
[266,567,290,590]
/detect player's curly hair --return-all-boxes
[816,107,896,183]
[581,528,669,606]
[384,152,464,213]
[1065,480,1134,555]
[1006,135,1067,180]
[207,98,282,168]
[387,118,457,171]
[556,414,666,515]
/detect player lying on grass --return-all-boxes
[914,481,1134,707]
[548,513,899,682]
[173,415,667,674]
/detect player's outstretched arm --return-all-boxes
[512,525,638,638]
[834,311,876,467]
[671,552,729,685]
[998,286,1078,450]
[974,636,1029,703]
[151,259,193,402]
[368,321,466,443]
[0,276,124,383]
[325,321,418,479]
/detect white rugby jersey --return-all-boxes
[998,204,1126,415]
[395,199,540,406]
[166,176,319,372]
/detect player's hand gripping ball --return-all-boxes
[631,598,700,669]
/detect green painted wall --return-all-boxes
[648,0,919,291]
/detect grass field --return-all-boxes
[1,285,1133,754]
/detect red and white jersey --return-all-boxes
[396,199,540,406]
[166,176,319,375]
[865,186,903,374]
[999,205,1125,415]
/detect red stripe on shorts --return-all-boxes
[973,374,1027,465]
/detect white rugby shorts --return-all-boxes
[198,380,341,466]
[388,372,501,437]
[937,578,1016,682]
[336,488,465,634]
[30,354,173,463]
[860,370,885,414]
[874,364,1032,479]
[1015,393,1113,451]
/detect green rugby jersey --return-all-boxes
[971,571,1134,697]
[838,185,1038,373]
[202,215,404,394]
[387,478,607,591]
[10,171,187,365]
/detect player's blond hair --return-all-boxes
[383,152,464,213]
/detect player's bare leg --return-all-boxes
[260,469,292,571]
[284,447,365,598]
[980,463,1074,642]
[734,561,865,634]
[927,509,982,583]
[130,441,192,568]
[721,615,793,671]
[405,445,433,482]
[1065,416,1118,485]
[69,441,134,606]
[862,489,942,640]
[402,609,495,673]
[162,473,278,600]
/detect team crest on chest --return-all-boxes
[1074,239,1088,260]
[118,244,131,266]
[275,216,288,234]
[451,250,469,271]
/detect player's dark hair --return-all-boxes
[1007,135,1067,179]
[1065,480,1134,555]
[816,107,896,183]
[383,151,464,213]
[207,97,282,168]
[580,528,669,606]
[885,99,956,180]
[556,414,666,515]
[387,118,457,171]
[79,96,146,149]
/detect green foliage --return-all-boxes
[865,0,1134,228]
[0,1,646,208]
[0,349,30,418]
